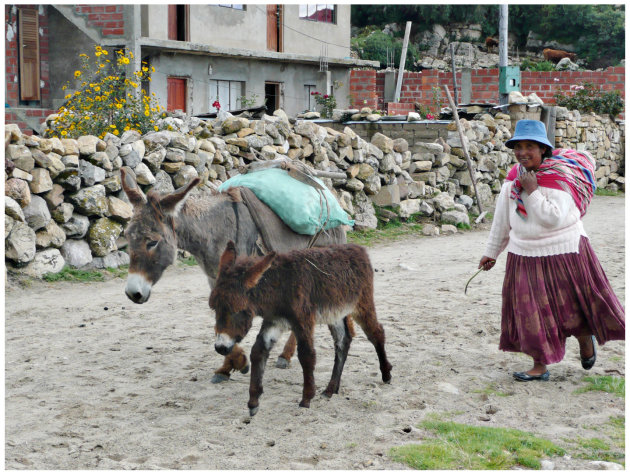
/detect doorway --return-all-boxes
[264,82,281,115]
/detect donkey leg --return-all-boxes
[323,318,353,398]
[248,322,281,416]
[276,331,297,369]
[294,324,317,408]
[355,303,392,384]
[211,344,249,384]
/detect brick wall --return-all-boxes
[353,67,626,117]
[5,5,55,134]
[349,69,379,110]
[73,4,125,36]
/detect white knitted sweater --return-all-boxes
[484,181,588,259]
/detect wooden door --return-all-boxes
[267,5,282,52]
[168,5,178,40]
[18,8,40,101]
[167,77,187,112]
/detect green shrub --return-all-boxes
[351,30,420,71]
[519,58,555,72]
[554,82,624,118]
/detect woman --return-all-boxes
[479,119,625,381]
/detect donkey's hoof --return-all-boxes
[298,400,311,408]
[322,390,334,399]
[275,357,290,369]
[211,373,230,384]
[240,364,250,375]
[249,406,259,417]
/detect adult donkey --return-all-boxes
[120,167,347,382]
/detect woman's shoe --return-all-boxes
[513,370,550,382]
[581,335,597,370]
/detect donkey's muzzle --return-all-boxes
[214,343,231,356]
[125,273,152,304]
[214,333,235,356]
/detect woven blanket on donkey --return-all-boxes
[507,148,596,220]
[218,168,354,235]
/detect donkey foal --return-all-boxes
[210,241,392,416]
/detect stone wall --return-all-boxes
[4,108,624,278]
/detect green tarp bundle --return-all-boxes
[218,168,354,235]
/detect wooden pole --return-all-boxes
[449,43,459,105]
[394,21,412,102]
[443,85,483,215]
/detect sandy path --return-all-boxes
[5,195,625,470]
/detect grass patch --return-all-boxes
[564,416,625,465]
[43,265,128,282]
[390,415,564,469]
[347,208,425,246]
[574,375,625,398]
[472,383,514,398]
[178,255,198,266]
[595,188,622,197]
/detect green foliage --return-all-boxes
[390,415,564,469]
[45,46,165,139]
[238,92,264,109]
[351,5,625,67]
[574,375,625,398]
[554,82,625,119]
[351,30,421,71]
[43,265,128,282]
[311,91,337,118]
[538,5,625,66]
[519,58,555,72]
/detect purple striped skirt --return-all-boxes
[500,236,625,365]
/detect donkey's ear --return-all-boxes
[120,167,146,207]
[218,240,237,275]
[160,177,202,216]
[243,252,276,289]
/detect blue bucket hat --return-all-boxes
[505,120,553,150]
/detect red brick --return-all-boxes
[102,28,124,36]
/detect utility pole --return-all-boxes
[499,4,509,105]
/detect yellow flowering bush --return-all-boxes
[46,46,165,139]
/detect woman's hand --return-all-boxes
[520,170,538,194]
[478,256,496,271]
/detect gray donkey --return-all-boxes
[120,167,347,382]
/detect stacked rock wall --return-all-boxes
[4,108,624,277]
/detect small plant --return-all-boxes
[519,58,555,72]
[238,92,263,109]
[554,82,624,118]
[46,46,165,139]
[311,91,337,118]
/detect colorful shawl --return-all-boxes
[506,148,596,220]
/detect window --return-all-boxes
[304,85,317,111]
[209,80,244,112]
[299,4,336,24]
[218,5,245,10]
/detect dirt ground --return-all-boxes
[5,194,625,470]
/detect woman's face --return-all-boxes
[513,140,545,171]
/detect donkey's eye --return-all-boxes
[146,240,159,251]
